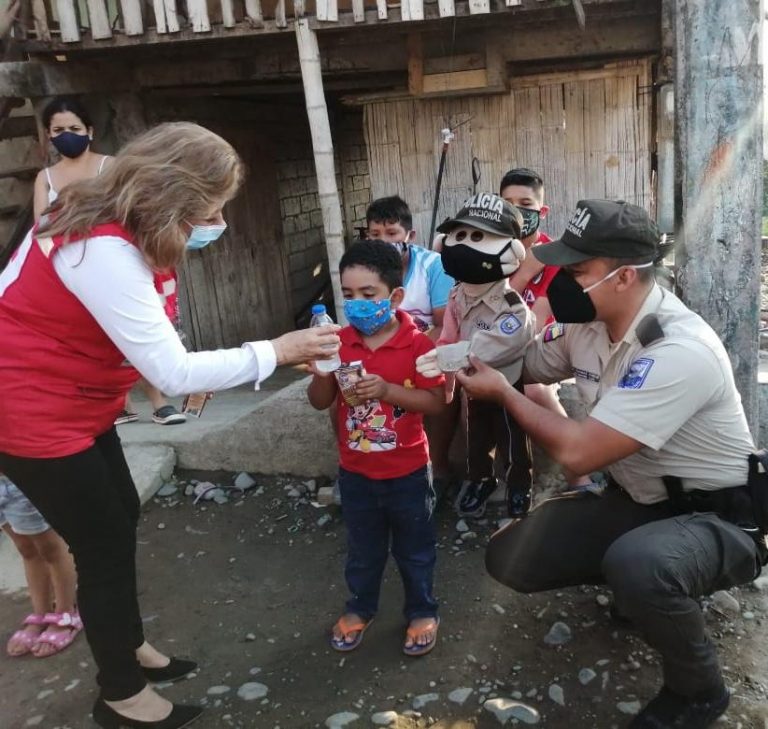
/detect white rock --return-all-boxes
[617,701,642,715]
[412,693,439,710]
[325,712,360,728]
[548,684,564,706]
[742,611,755,620]
[25,717,44,727]
[64,679,80,692]
[456,519,470,533]
[371,711,399,726]
[37,690,54,700]
[492,603,506,615]
[156,523,166,530]
[157,483,178,497]
[543,621,572,646]
[234,472,257,490]
[712,590,740,615]
[596,594,610,607]
[207,685,231,695]
[578,668,597,685]
[483,698,540,725]
[753,573,768,591]
[317,514,332,527]
[287,488,302,498]
[448,687,473,705]
[461,531,477,541]
[237,682,268,701]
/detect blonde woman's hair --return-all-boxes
[37,122,244,270]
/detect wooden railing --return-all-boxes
[17,0,525,45]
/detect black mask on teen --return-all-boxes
[546,269,597,323]
[516,207,541,239]
[441,241,513,285]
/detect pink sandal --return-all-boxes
[33,611,83,658]
[6,613,47,656]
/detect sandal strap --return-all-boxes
[406,618,439,639]
[22,614,47,626]
[43,611,83,629]
[334,616,369,637]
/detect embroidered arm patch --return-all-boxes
[619,358,654,389]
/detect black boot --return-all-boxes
[92,698,203,729]
[142,658,198,684]
[629,685,730,729]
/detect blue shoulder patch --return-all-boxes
[499,314,522,335]
[619,358,654,390]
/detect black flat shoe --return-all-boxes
[92,698,203,729]
[141,658,198,684]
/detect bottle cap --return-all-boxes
[311,304,327,316]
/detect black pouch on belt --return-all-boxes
[747,449,768,535]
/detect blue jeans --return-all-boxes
[339,465,438,621]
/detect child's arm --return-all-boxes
[307,370,338,410]
[354,376,445,416]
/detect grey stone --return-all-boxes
[543,622,572,646]
[617,701,642,715]
[324,712,360,728]
[712,590,740,616]
[596,594,610,607]
[412,693,439,710]
[548,684,565,706]
[742,611,755,620]
[123,444,176,504]
[492,604,506,615]
[184,484,195,497]
[233,472,257,491]
[212,493,229,505]
[448,687,473,705]
[371,711,399,726]
[483,698,540,725]
[317,514,332,527]
[456,519,469,533]
[237,682,268,701]
[157,483,178,497]
[461,531,478,541]
[25,717,44,727]
[578,668,597,685]
[207,686,231,695]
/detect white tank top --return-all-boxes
[45,156,108,203]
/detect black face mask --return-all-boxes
[441,241,512,285]
[517,207,541,239]
[546,269,597,323]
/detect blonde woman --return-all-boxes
[0,122,340,729]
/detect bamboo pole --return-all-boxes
[295,18,346,324]
[675,0,763,435]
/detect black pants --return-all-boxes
[0,428,147,700]
[485,486,762,696]
[466,382,532,496]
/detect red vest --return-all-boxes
[0,223,168,457]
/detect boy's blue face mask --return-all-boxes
[343,298,393,336]
[186,223,227,250]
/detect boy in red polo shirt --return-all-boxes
[307,240,444,657]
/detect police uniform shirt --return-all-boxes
[443,280,534,378]
[523,285,754,504]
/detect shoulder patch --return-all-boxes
[499,314,522,335]
[504,290,524,307]
[619,357,654,390]
[543,322,565,343]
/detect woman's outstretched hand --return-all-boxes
[271,325,341,366]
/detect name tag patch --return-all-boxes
[475,319,491,331]
[499,314,522,335]
[573,367,600,383]
[620,358,654,390]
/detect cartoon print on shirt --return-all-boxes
[346,400,397,453]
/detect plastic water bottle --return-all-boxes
[310,304,341,373]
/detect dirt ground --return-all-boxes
[1,470,767,729]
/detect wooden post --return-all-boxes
[675,0,763,436]
[56,0,81,42]
[295,18,346,324]
[120,0,144,35]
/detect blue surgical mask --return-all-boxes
[344,298,393,336]
[186,224,227,250]
[51,131,91,159]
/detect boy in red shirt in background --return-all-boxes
[501,167,592,489]
[307,240,444,657]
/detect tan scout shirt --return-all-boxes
[440,280,535,381]
[524,285,754,504]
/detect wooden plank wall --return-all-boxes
[364,60,653,243]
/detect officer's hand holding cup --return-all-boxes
[455,355,514,405]
[271,325,341,367]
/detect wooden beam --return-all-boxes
[55,0,80,42]
[244,0,264,27]
[376,0,387,20]
[31,0,51,42]
[295,17,346,324]
[406,32,423,95]
[220,0,236,28]
[675,0,763,435]
[572,0,585,30]
[275,0,287,28]
[120,0,145,35]
[352,0,365,23]
[316,0,338,22]
[187,0,211,32]
[468,0,490,14]
[86,0,113,40]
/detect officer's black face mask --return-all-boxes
[546,269,597,323]
[441,241,513,285]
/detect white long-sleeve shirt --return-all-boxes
[52,235,276,396]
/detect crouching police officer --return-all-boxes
[456,199,767,729]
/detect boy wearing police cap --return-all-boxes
[457,199,766,729]
[417,193,535,518]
